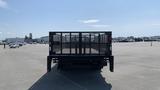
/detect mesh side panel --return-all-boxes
[51,32,111,55]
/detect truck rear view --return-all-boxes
[47,31,114,72]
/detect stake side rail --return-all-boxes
[47,31,114,72]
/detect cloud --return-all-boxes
[89,24,111,28]
[0,32,2,34]
[79,19,100,24]
[78,19,110,29]
[0,0,8,9]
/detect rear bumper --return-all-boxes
[48,55,112,60]
[47,55,114,72]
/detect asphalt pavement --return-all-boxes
[0,42,160,90]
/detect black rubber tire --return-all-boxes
[109,56,114,72]
[57,61,64,70]
[47,58,52,72]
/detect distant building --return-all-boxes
[0,40,3,45]
[113,35,160,42]
[36,36,49,43]
[29,33,32,39]
[113,37,128,42]
[24,33,33,43]
[126,36,135,42]
[151,36,160,41]
[5,38,24,44]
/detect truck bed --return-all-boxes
[47,31,114,72]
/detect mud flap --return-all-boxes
[109,56,114,72]
[47,57,52,72]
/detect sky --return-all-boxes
[0,0,160,40]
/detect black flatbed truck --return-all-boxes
[47,31,114,72]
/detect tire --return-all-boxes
[109,56,114,72]
[47,58,52,72]
[57,60,64,70]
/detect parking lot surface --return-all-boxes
[0,42,160,90]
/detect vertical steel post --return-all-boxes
[79,32,82,55]
[110,32,112,56]
[61,33,62,54]
[89,33,91,54]
[70,33,71,54]
[84,36,86,54]
[106,32,112,56]
[49,32,53,55]
[75,36,77,54]
[98,33,100,55]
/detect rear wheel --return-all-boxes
[109,56,114,72]
[47,57,52,72]
[57,60,64,69]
